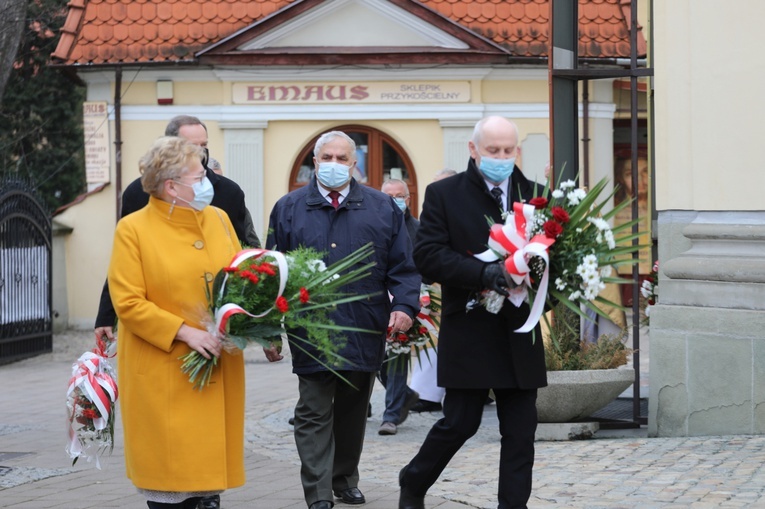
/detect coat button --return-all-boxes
[205,272,214,282]
[331,243,337,248]
[194,240,204,249]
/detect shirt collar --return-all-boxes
[483,178,509,194]
[318,183,351,203]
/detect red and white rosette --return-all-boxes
[214,248,290,334]
[475,202,555,332]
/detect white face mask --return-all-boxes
[175,176,214,211]
[317,161,351,189]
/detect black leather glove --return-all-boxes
[481,263,509,296]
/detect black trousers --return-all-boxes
[399,387,538,509]
[146,498,201,509]
[294,370,376,506]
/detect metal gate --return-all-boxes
[0,180,52,364]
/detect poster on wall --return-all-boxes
[83,101,111,184]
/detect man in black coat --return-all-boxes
[398,116,547,509]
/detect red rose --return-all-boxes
[418,326,428,335]
[551,206,570,224]
[223,267,239,273]
[529,197,548,209]
[397,333,408,342]
[543,220,563,239]
[239,270,259,284]
[299,287,310,303]
[259,263,276,276]
[276,296,289,313]
[81,408,99,420]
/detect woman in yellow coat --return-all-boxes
[108,137,245,509]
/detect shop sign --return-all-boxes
[232,82,470,104]
[83,101,111,184]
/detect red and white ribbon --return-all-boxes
[214,249,289,334]
[416,308,439,337]
[474,202,555,333]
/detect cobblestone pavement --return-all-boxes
[1,330,764,508]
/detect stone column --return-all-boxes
[649,211,765,436]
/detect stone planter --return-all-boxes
[536,367,635,423]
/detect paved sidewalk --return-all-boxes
[2,330,765,508]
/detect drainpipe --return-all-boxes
[114,66,123,222]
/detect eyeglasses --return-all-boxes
[174,172,205,184]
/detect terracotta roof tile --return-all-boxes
[52,0,645,66]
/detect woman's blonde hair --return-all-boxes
[139,136,204,196]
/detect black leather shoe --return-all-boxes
[333,487,365,504]
[309,501,333,509]
[197,495,220,509]
[399,487,425,509]
[288,415,295,425]
[410,399,442,413]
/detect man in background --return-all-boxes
[377,178,422,436]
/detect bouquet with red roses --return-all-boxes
[180,243,377,389]
[473,175,643,337]
[385,284,440,370]
[65,335,118,468]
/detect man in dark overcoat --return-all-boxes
[398,116,547,509]
[264,130,420,509]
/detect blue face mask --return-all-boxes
[478,156,516,184]
[175,176,214,211]
[392,197,407,211]
[317,162,352,189]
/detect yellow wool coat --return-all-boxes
[108,197,245,492]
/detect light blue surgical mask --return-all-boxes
[478,156,516,184]
[175,176,214,211]
[317,162,352,189]
[392,197,407,211]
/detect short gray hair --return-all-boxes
[381,178,408,195]
[313,131,356,157]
